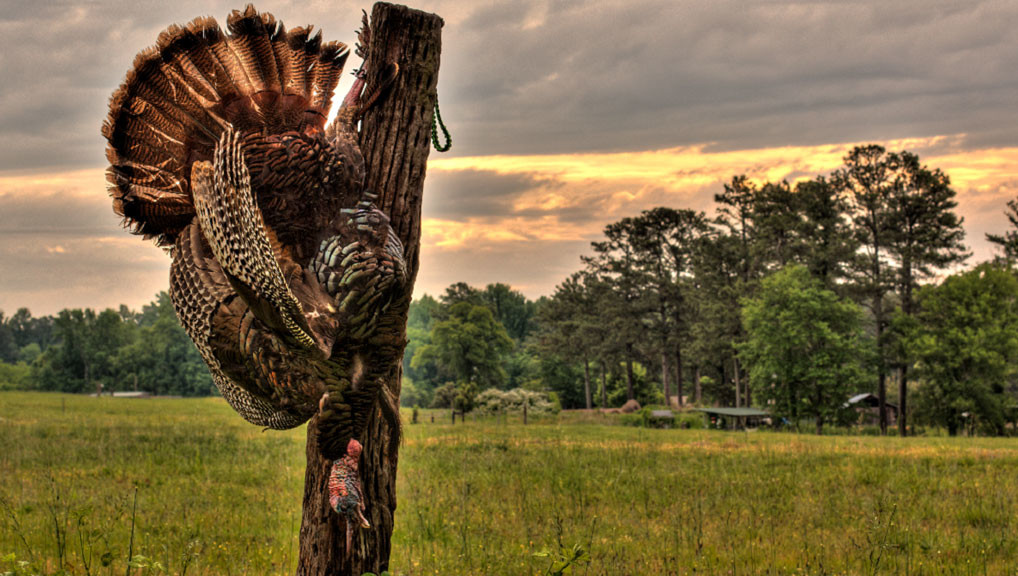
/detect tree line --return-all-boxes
[535,143,1018,436]
[0,293,213,396]
[3,144,1017,435]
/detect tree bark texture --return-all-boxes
[694,366,701,405]
[674,344,683,407]
[661,350,671,407]
[873,249,888,436]
[297,4,443,575]
[600,361,608,408]
[898,364,908,437]
[624,348,636,401]
[583,359,592,410]
[733,358,742,409]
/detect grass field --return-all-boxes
[2,392,1018,575]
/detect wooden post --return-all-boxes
[297,4,443,575]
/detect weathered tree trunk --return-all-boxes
[737,362,745,411]
[744,374,751,407]
[694,365,701,405]
[674,344,683,407]
[873,251,888,436]
[815,385,823,435]
[599,360,608,408]
[583,359,592,410]
[624,346,636,401]
[899,364,908,437]
[297,4,443,575]
[898,254,913,438]
[660,350,671,407]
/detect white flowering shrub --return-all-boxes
[474,388,558,415]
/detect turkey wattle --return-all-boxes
[329,438,371,553]
[101,4,404,528]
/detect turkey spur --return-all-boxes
[102,6,406,469]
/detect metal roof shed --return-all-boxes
[695,407,770,430]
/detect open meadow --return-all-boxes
[2,392,1018,575]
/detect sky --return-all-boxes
[1,0,1018,315]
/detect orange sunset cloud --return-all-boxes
[2,134,1017,313]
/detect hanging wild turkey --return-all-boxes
[101,5,404,537]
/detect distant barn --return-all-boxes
[695,407,769,430]
[846,393,897,427]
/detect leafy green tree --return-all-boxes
[407,294,442,332]
[25,293,212,396]
[0,312,17,363]
[833,145,898,434]
[479,283,540,395]
[711,176,767,406]
[18,343,42,365]
[752,180,802,269]
[538,273,601,408]
[399,376,432,408]
[715,175,759,285]
[441,282,484,308]
[741,266,871,434]
[627,207,710,406]
[502,345,541,391]
[794,177,858,289]
[905,264,1018,436]
[584,219,653,401]
[604,361,661,407]
[5,308,54,354]
[33,308,134,394]
[688,228,744,406]
[404,294,441,391]
[0,361,30,391]
[986,198,1018,262]
[412,301,513,390]
[884,151,969,435]
[481,283,536,343]
[113,293,213,396]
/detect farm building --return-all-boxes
[696,407,769,430]
[846,393,897,427]
[842,392,899,429]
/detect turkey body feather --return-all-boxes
[103,5,406,461]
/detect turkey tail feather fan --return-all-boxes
[103,5,351,247]
[103,4,406,473]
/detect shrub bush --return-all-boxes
[0,362,30,391]
[475,388,558,415]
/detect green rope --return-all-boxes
[431,100,451,152]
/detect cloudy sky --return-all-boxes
[1,0,1018,315]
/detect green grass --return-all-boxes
[3,392,1018,575]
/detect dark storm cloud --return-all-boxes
[0,188,119,236]
[438,0,1018,155]
[0,0,382,170]
[0,183,169,314]
[2,0,1017,170]
[2,0,1016,307]
[422,169,552,219]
